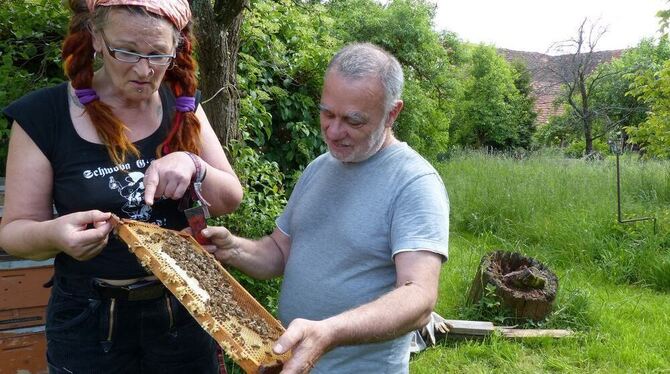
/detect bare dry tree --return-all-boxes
[545,18,622,156]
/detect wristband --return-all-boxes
[184,151,210,207]
[184,151,206,183]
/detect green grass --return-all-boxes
[410,149,670,373]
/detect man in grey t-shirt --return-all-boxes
[202,43,449,373]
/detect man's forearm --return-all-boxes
[223,234,287,280]
[323,281,435,347]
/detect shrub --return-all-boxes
[0,0,68,174]
[210,142,289,314]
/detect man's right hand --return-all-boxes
[200,226,240,263]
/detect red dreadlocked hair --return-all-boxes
[159,26,201,157]
[61,0,201,166]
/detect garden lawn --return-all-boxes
[410,150,670,373]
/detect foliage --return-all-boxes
[237,0,334,186]
[625,36,670,158]
[459,283,509,325]
[209,141,288,314]
[574,38,670,157]
[451,45,534,150]
[542,19,622,156]
[536,38,670,157]
[509,59,537,149]
[534,113,580,148]
[0,0,68,174]
[214,142,287,238]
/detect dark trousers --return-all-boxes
[46,275,219,374]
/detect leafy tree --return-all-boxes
[509,59,537,149]
[236,0,335,183]
[591,38,670,152]
[451,45,530,150]
[625,35,670,157]
[534,113,581,147]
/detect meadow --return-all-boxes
[410,149,670,373]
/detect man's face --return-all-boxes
[319,70,393,163]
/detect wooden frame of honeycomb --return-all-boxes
[113,218,289,373]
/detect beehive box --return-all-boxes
[0,262,53,330]
[114,219,288,374]
[0,325,48,374]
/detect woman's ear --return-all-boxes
[90,30,102,55]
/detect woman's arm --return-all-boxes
[0,123,113,260]
[143,106,243,216]
[193,105,243,215]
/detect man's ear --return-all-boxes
[385,100,404,128]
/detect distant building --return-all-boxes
[497,49,623,124]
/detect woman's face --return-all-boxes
[92,8,176,102]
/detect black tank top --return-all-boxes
[3,83,199,279]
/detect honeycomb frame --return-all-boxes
[114,218,288,373]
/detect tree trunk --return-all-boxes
[191,0,247,147]
[584,120,594,155]
[467,250,558,321]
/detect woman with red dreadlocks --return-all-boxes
[0,0,242,372]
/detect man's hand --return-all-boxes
[420,312,451,346]
[200,226,240,264]
[272,318,334,374]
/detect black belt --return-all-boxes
[94,279,166,301]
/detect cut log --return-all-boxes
[467,251,558,321]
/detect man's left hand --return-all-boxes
[273,318,333,374]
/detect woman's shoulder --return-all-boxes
[2,82,70,158]
[4,82,69,115]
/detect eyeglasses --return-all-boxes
[100,31,175,66]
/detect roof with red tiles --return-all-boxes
[498,48,623,124]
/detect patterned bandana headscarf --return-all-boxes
[85,0,191,30]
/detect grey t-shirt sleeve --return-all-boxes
[276,160,318,237]
[390,173,450,261]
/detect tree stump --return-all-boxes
[467,251,558,321]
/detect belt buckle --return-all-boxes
[125,280,164,301]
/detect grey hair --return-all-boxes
[326,43,404,110]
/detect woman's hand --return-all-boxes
[51,210,114,261]
[143,152,196,206]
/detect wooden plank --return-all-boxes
[436,320,573,339]
[444,320,495,336]
[498,328,573,338]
